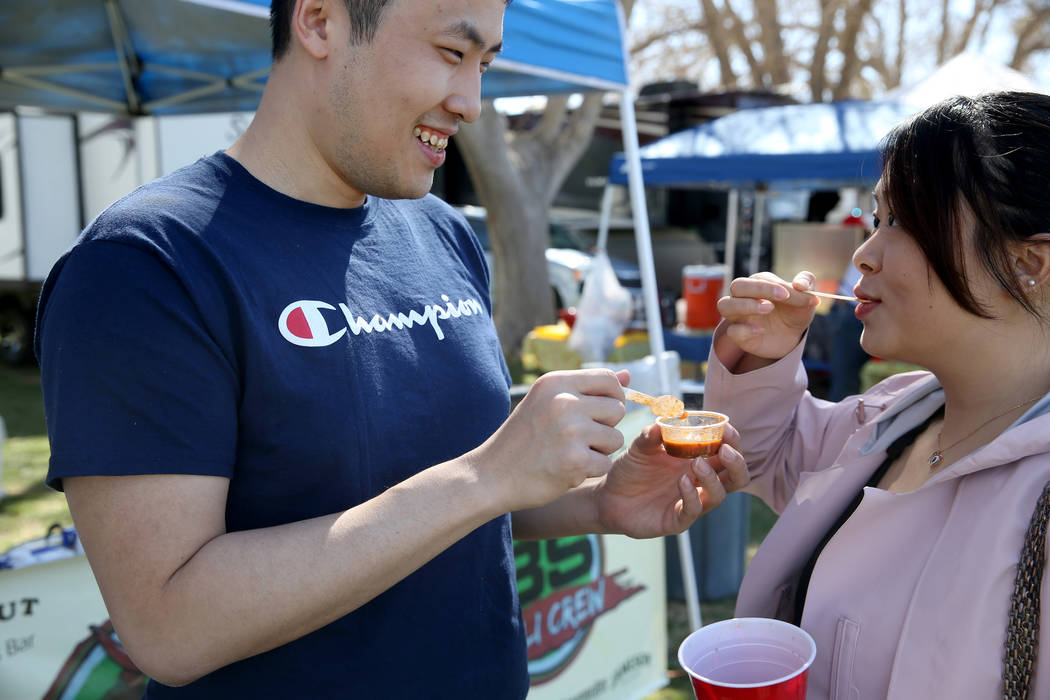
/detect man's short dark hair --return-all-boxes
[270,1,392,59]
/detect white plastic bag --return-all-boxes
[568,251,633,363]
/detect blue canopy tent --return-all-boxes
[608,99,918,189]
[602,99,918,300]
[0,0,705,631]
[0,0,631,113]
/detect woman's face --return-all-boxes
[851,181,1000,368]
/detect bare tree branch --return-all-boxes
[895,0,907,87]
[545,94,605,203]
[809,0,840,101]
[719,0,764,86]
[631,22,705,55]
[628,0,1045,103]
[1010,4,1050,69]
[698,0,739,89]
[534,94,569,145]
[937,0,952,65]
[832,0,877,100]
[953,0,1001,55]
[862,14,894,92]
[755,0,790,86]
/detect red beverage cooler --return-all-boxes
[682,264,726,329]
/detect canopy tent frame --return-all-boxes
[1,0,271,115]
[1,62,272,115]
[615,91,701,630]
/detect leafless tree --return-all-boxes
[630,0,1049,101]
[1010,1,1050,71]
[631,1,887,99]
[456,94,605,357]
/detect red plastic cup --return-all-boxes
[678,618,816,700]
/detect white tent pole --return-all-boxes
[724,189,739,295]
[619,89,703,632]
[618,90,667,392]
[596,183,614,253]
[748,190,765,275]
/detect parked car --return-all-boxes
[456,204,648,325]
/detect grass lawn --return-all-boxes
[0,364,71,552]
[0,362,778,699]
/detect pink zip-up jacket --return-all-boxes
[703,330,1050,699]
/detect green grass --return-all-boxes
[0,363,46,437]
[0,364,72,553]
[1,363,778,698]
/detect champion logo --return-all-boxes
[278,295,486,347]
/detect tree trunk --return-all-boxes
[630,0,1049,103]
[809,0,840,101]
[953,0,999,56]
[456,95,606,360]
[831,0,876,100]
[698,0,738,88]
[894,0,907,88]
[454,0,637,362]
[755,0,789,87]
[720,1,764,83]
[1010,4,1050,69]
[456,108,552,359]
[936,0,952,65]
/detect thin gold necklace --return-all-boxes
[928,395,1045,468]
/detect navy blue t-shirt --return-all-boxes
[36,153,528,698]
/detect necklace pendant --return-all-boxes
[929,451,943,467]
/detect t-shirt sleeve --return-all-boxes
[38,240,239,490]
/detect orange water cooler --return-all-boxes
[682,264,726,329]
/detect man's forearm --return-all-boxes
[69,368,634,686]
[69,460,505,686]
[510,478,606,540]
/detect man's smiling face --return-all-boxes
[320,0,505,202]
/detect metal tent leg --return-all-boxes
[617,89,703,632]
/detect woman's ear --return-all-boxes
[291,0,333,60]
[1014,233,1050,288]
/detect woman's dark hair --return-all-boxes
[879,91,1050,319]
[270,1,392,59]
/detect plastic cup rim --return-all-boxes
[677,617,817,690]
[655,410,728,429]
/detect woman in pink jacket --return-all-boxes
[705,91,1050,699]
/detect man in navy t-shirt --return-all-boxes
[35,1,748,697]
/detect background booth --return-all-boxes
[608,98,917,291]
[605,97,920,365]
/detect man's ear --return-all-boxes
[1014,233,1050,287]
[291,0,333,60]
